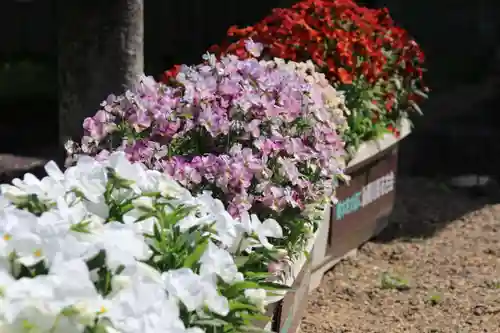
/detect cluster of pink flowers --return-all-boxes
[67,41,348,223]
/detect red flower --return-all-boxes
[387,124,400,138]
[338,68,353,84]
[212,0,426,107]
[163,64,182,82]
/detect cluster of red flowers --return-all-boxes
[215,0,424,82]
[207,0,427,141]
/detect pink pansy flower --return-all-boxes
[68,40,349,249]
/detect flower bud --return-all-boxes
[268,261,285,274]
[244,288,267,313]
[132,196,154,211]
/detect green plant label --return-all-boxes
[335,171,395,220]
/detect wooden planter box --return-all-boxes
[255,268,311,333]
[310,119,412,290]
[272,259,312,333]
[256,221,321,332]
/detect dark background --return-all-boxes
[1,0,500,177]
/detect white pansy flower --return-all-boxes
[64,158,107,203]
[48,257,106,329]
[106,152,152,194]
[0,268,14,316]
[111,261,164,296]
[12,203,101,267]
[162,268,206,312]
[0,195,12,210]
[9,171,64,203]
[239,212,283,249]
[99,222,151,271]
[107,152,141,179]
[162,268,229,316]
[104,276,185,333]
[158,174,193,202]
[83,199,110,219]
[195,191,226,215]
[2,258,104,333]
[0,210,46,267]
[44,160,65,182]
[199,241,243,284]
[176,214,208,232]
[192,192,243,248]
[212,210,243,249]
[0,209,37,258]
[2,276,59,330]
[0,184,27,204]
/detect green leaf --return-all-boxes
[229,301,261,312]
[244,272,273,280]
[266,291,291,298]
[70,220,92,233]
[86,251,106,271]
[391,77,402,90]
[225,281,262,296]
[381,272,410,291]
[257,281,290,291]
[193,318,229,327]
[91,324,109,333]
[234,256,250,268]
[414,89,428,99]
[240,313,271,322]
[240,326,273,333]
[409,100,423,115]
[182,240,208,268]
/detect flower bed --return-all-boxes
[60,45,352,332]
[0,1,428,331]
[0,152,293,332]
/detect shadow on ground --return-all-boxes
[374,177,500,243]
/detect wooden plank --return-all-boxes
[274,260,312,333]
[328,147,398,260]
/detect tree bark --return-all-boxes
[57,0,144,147]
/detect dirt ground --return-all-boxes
[301,178,500,333]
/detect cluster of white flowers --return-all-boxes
[0,152,285,333]
[261,58,350,131]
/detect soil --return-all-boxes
[301,178,500,333]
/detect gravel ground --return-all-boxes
[301,178,500,333]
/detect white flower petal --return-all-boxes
[260,218,283,239]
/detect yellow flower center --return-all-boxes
[2,234,11,241]
[34,249,42,257]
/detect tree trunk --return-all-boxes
[57,0,144,148]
